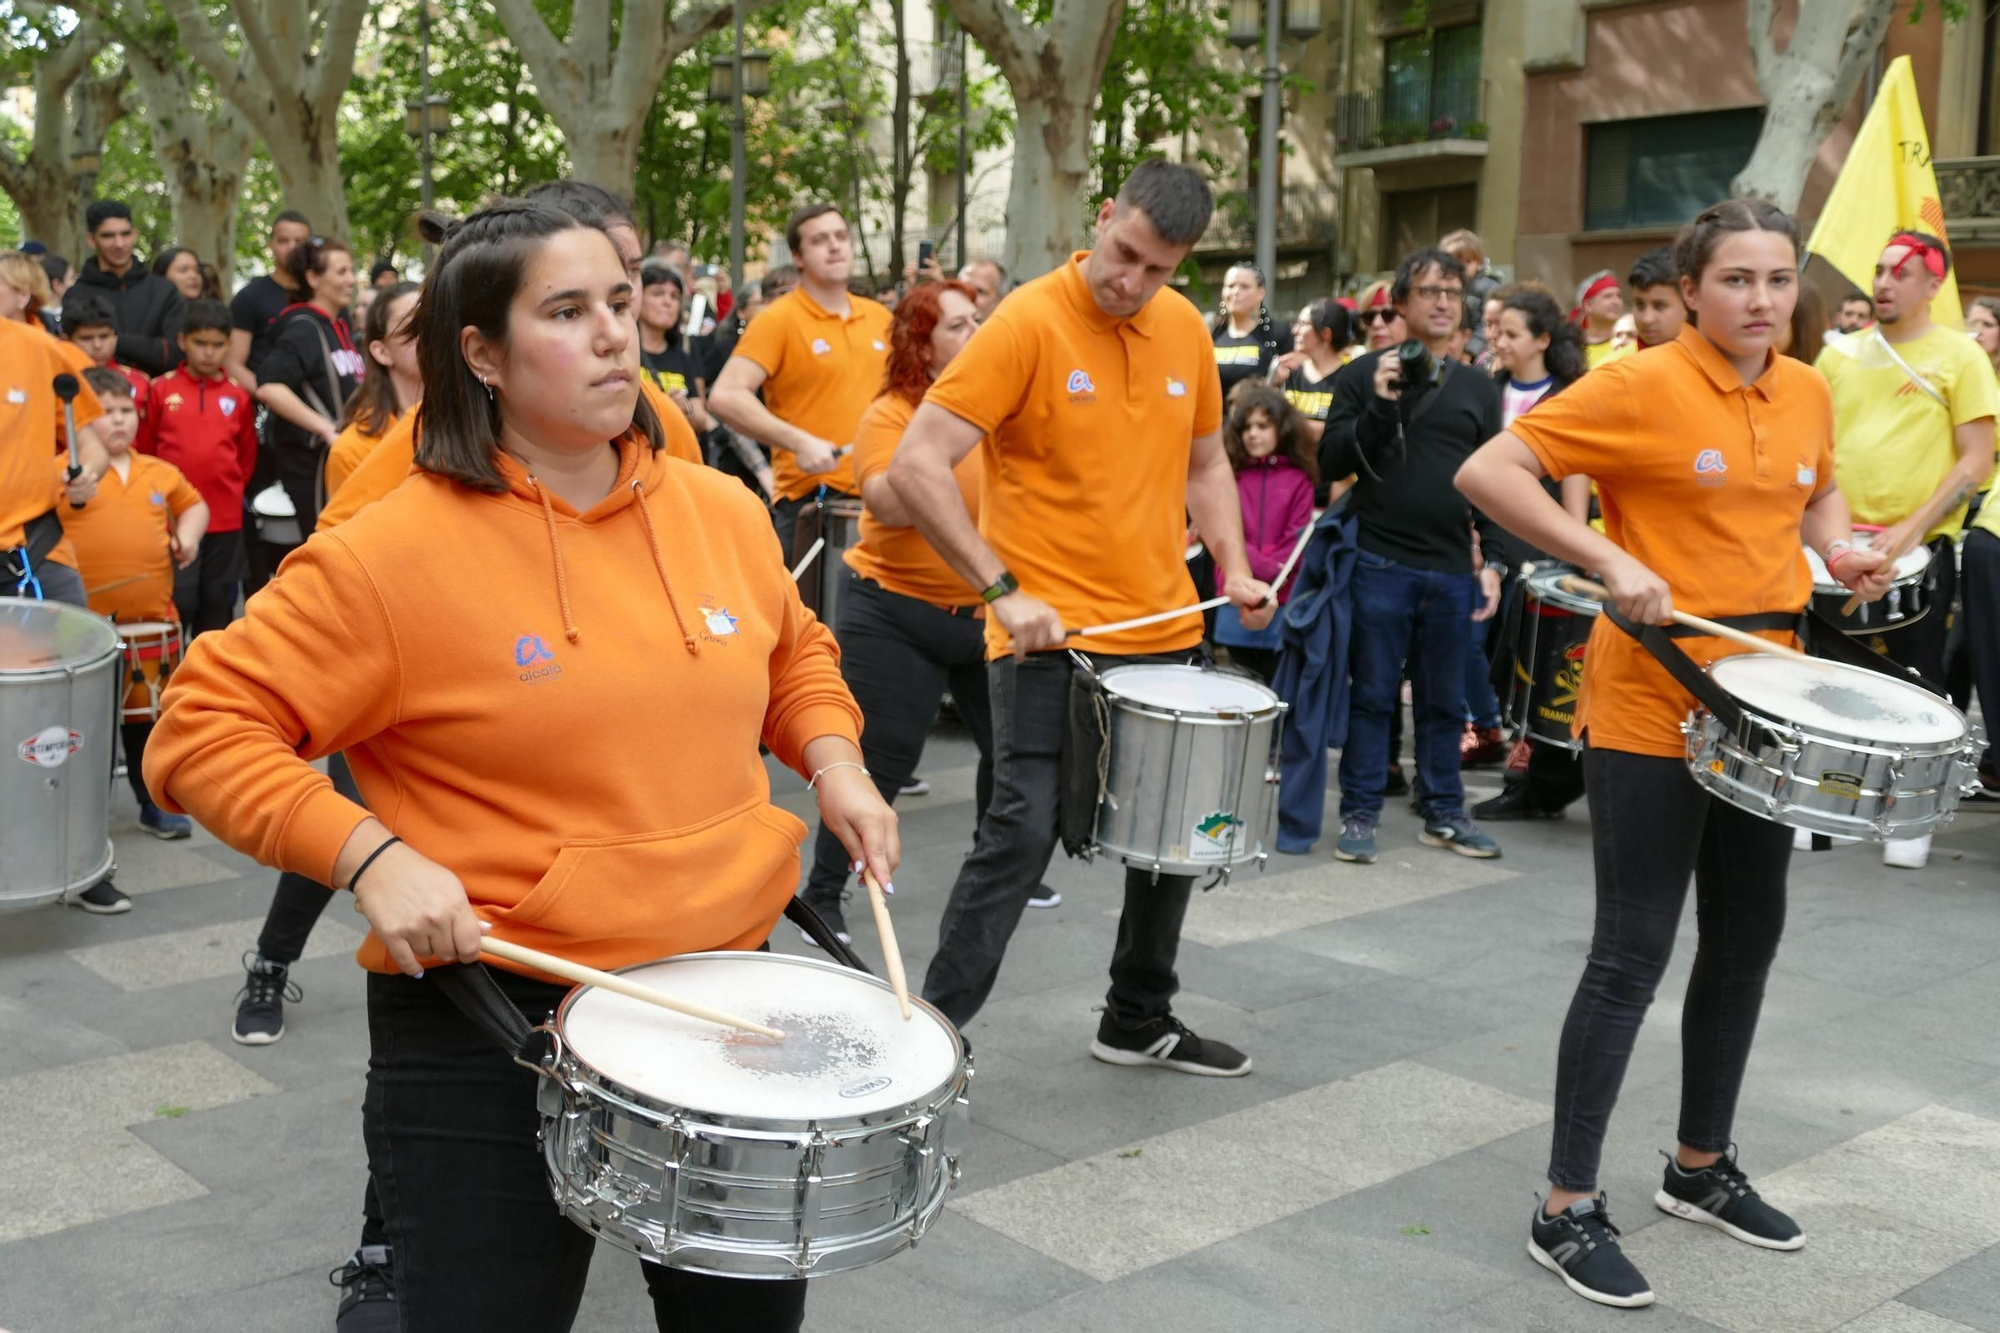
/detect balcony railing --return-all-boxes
[1199,185,1341,252]
[1334,78,1487,154]
[1938,156,2000,236]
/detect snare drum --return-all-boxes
[1684,653,1983,841]
[1091,664,1285,877]
[118,620,182,722]
[1802,534,1932,633]
[532,951,970,1279]
[1506,569,1599,752]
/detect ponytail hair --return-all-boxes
[1673,198,1801,285]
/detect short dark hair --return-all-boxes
[1673,199,1800,284]
[1301,297,1351,349]
[60,287,118,334]
[640,262,682,292]
[179,299,233,338]
[410,202,662,494]
[785,203,844,255]
[763,263,800,293]
[82,366,132,400]
[1841,290,1875,313]
[37,253,70,285]
[1391,248,1466,305]
[370,259,399,283]
[272,209,312,232]
[1628,245,1678,292]
[1112,159,1214,246]
[521,180,636,232]
[1887,228,1952,277]
[85,200,132,234]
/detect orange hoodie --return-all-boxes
[145,436,860,976]
[317,378,703,532]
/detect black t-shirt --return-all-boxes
[261,306,364,451]
[1284,362,1341,505]
[640,343,703,398]
[231,275,294,378]
[1212,322,1293,398]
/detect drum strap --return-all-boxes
[1602,604,1747,730]
[428,962,544,1064]
[783,897,874,974]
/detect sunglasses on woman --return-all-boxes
[1359,309,1398,325]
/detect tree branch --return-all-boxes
[231,0,299,106]
[489,0,585,112]
[574,0,612,79]
[941,0,1039,88]
[1827,0,1897,117]
[653,1,732,88]
[1745,0,1777,87]
[311,0,371,110]
[159,0,261,112]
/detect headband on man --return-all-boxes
[1571,271,1619,324]
[1887,233,1947,280]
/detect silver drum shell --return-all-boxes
[533,953,971,1280]
[1093,667,1286,878]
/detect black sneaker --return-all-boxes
[1473,782,1569,822]
[1655,1149,1804,1250]
[1028,884,1062,909]
[1089,1012,1251,1077]
[331,1245,398,1332]
[796,900,853,948]
[1529,1194,1656,1308]
[1383,762,1409,797]
[232,951,299,1046]
[74,879,132,914]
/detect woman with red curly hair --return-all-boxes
[796,278,1040,941]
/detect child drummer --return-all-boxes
[61,366,209,841]
[1457,200,1893,1310]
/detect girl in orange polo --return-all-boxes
[1458,200,1893,1309]
[145,201,894,1333]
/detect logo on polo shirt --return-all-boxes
[871,340,885,351]
[149,489,167,507]
[1066,369,1096,403]
[1693,449,1728,486]
[5,388,24,405]
[1166,376,1187,398]
[810,338,832,356]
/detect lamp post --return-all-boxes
[1228,0,1322,284]
[403,2,449,261]
[708,1,771,294]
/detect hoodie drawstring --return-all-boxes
[528,479,583,645]
[631,479,699,656]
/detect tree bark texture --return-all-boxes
[0,23,120,264]
[1732,0,1896,212]
[127,54,255,290]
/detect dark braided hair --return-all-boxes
[340,280,421,437]
[410,202,662,492]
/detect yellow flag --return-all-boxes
[1806,55,1962,328]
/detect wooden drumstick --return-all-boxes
[860,869,912,1020]
[478,937,785,1040]
[1068,522,1317,639]
[788,536,825,584]
[1558,576,1815,664]
[87,572,151,596]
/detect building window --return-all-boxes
[1383,184,1479,270]
[1584,109,1765,231]
[1382,22,1483,140]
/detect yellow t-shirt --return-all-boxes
[1584,339,1629,371]
[1817,325,2000,539]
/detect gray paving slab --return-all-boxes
[1899,1242,2000,1331]
[1837,1305,1987,1333]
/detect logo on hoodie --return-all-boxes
[698,599,740,642]
[514,633,562,683]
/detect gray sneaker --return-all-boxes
[1334,815,1378,864]
[1420,811,1501,859]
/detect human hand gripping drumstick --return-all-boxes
[1558,576,1815,664]
[860,869,912,1020]
[480,937,786,1041]
[1836,487,1961,616]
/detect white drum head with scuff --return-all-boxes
[560,955,959,1120]
[1100,664,1277,714]
[1709,654,1964,744]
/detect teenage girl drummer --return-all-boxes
[1457,200,1894,1309]
[145,200,893,1333]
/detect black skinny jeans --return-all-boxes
[364,969,806,1332]
[256,752,359,964]
[801,573,993,909]
[1547,746,1791,1192]
[1964,529,2000,770]
[921,650,1198,1030]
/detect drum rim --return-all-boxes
[1096,663,1284,719]
[0,595,125,675]
[1521,571,1604,616]
[1696,657,1974,755]
[551,950,968,1133]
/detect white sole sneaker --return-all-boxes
[1882,835,1932,870]
[1087,1039,1252,1077]
[1027,890,1062,909]
[1527,1240,1656,1308]
[231,1025,284,1046]
[797,925,853,948]
[1653,1189,1805,1250]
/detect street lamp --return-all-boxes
[708,0,772,293]
[1230,0,1322,283]
[404,1,449,261]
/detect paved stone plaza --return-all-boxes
[3,725,1998,1332]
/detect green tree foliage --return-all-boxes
[1092,0,1250,199]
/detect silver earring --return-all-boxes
[480,376,495,405]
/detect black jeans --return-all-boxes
[1547,746,1791,1192]
[1522,737,1587,810]
[921,651,1196,1029]
[801,574,993,910]
[363,970,806,1332]
[120,722,156,808]
[256,752,358,964]
[1964,529,2000,771]
[173,527,245,638]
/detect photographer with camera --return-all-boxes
[1320,248,1506,864]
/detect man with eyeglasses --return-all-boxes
[1320,247,1507,864]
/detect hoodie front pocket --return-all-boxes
[492,800,809,965]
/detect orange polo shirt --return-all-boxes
[923,253,1224,659]
[730,288,892,502]
[2,318,103,568]
[56,449,204,623]
[316,381,701,531]
[843,392,983,606]
[1509,324,1834,757]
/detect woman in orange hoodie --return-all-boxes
[145,200,893,1332]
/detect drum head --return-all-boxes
[1709,654,1964,744]
[561,953,960,1120]
[1100,664,1277,714]
[1523,571,1602,616]
[119,620,180,643]
[0,597,120,672]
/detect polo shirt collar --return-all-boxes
[1057,252,1158,339]
[1674,323,1778,400]
[792,286,853,323]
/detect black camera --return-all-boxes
[1395,338,1441,391]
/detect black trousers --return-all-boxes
[1523,737,1586,809]
[801,573,993,908]
[119,722,156,808]
[1546,746,1790,1191]
[255,752,358,963]
[173,527,245,637]
[363,969,807,1333]
[921,651,1196,1029]
[1861,534,1957,687]
[272,438,328,539]
[1965,529,2000,771]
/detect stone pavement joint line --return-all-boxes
[1834,1304,1985,1332]
[1179,850,1520,947]
[66,913,363,992]
[951,1060,1549,1282]
[0,1042,276,1243]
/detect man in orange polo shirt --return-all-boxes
[890,160,1273,1075]
[709,204,892,558]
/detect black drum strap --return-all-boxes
[783,896,874,974]
[428,962,544,1065]
[1602,603,1746,731]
